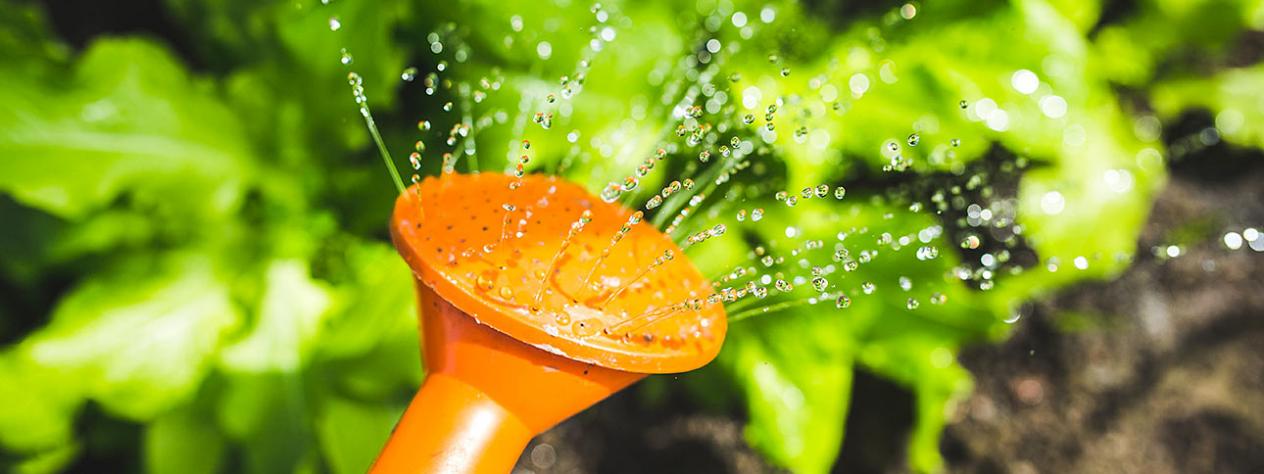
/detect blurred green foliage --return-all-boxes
[0,0,1260,473]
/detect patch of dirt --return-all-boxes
[512,387,776,474]
[943,139,1264,473]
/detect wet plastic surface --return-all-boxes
[372,173,728,473]
[390,173,726,374]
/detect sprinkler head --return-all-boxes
[371,173,726,473]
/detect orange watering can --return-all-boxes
[370,173,727,473]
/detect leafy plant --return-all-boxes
[0,0,1260,472]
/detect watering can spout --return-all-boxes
[369,284,643,474]
[375,175,726,472]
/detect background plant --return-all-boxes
[1,0,1260,472]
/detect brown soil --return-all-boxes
[942,132,1264,474]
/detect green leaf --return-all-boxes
[314,393,404,474]
[1151,64,1264,149]
[216,372,316,474]
[275,0,409,104]
[211,260,334,473]
[1002,103,1163,300]
[0,352,80,454]
[144,405,227,474]
[713,195,997,471]
[7,443,79,474]
[0,0,69,69]
[1092,0,1260,86]
[165,0,412,166]
[19,252,242,420]
[436,0,689,184]
[0,38,254,220]
[859,337,972,473]
[317,242,416,360]
[722,311,854,473]
[220,260,333,373]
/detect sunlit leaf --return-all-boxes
[220,260,333,373]
[20,253,241,420]
[0,38,254,220]
[722,312,854,473]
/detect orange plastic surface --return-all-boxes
[390,173,727,374]
[369,285,641,473]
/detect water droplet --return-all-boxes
[775,279,793,292]
[900,3,917,19]
[906,298,920,310]
[339,48,353,65]
[916,246,939,260]
[401,67,418,82]
[1004,308,1022,323]
[600,184,621,203]
[476,275,495,291]
[1224,231,1244,250]
[907,133,920,147]
[861,282,875,294]
[329,17,342,31]
[835,294,851,308]
[753,286,769,299]
[646,195,663,209]
[834,187,846,199]
[812,277,828,292]
[1011,69,1039,95]
[898,276,912,291]
[959,100,968,109]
